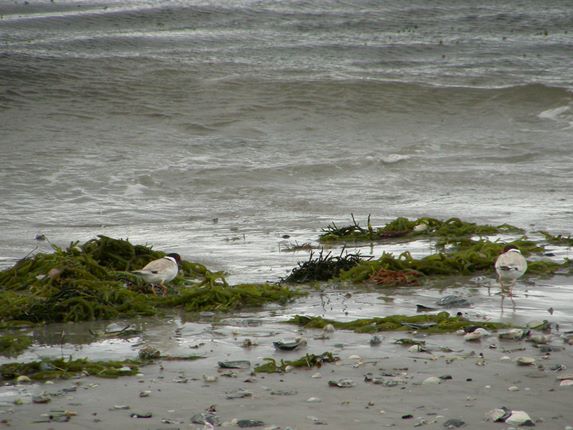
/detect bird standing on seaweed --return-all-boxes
[494,244,527,310]
[132,253,181,295]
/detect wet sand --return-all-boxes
[1,323,572,430]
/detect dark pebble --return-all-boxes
[443,418,465,428]
[237,419,265,428]
[402,414,414,419]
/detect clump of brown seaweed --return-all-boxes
[0,236,303,324]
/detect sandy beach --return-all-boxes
[1,317,572,430]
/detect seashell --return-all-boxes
[218,360,251,369]
[559,379,573,387]
[516,356,536,366]
[16,375,32,384]
[528,334,551,344]
[413,223,428,232]
[422,376,441,385]
[485,407,511,422]
[203,375,218,383]
[323,324,335,334]
[273,337,307,351]
[498,329,527,340]
[328,378,355,388]
[505,410,534,426]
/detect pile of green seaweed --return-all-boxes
[0,236,302,324]
[285,216,571,284]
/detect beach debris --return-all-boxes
[202,374,218,383]
[369,268,421,287]
[225,388,253,399]
[16,375,32,384]
[191,409,221,427]
[560,379,573,387]
[130,412,152,419]
[270,389,298,396]
[112,405,131,410]
[273,337,307,351]
[505,410,535,426]
[218,360,251,369]
[394,338,426,346]
[282,247,365,283]
[464,328,490,341]
[528,334,551,345]
[32,393,51,404]
[328,378,355,388]
[288,313,507,335]
[306,415,328,425]
[139,390,151,397]
[416,304,437,312]
[138,346,161,360]
[369,335,383,346]
[526,320,551,330]
[516,356,536,366]
[363,373,403,387]
[237,419,265,428]
[0,335,33,358]
[422,376,441,385]
[485,407,512,422]
[242,338,257,348]
[307,397,322,403]
[402,321,437,330]
[436,295,471,308]
[255,352,338,373]
[498,329,529,340]
[443,418,465,428]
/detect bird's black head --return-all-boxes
[502,244,519,253]
[166,253,182,264]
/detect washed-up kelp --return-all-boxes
[319,215,523,243]
[0,357,141,381]
[255,352,338,373]
[368,268,421,287]
[339,239,565,283]
[282,248,366,283]
[538,231,573,247]
[161,283,303,312]
[287,313,509,334]
[0,236,302,324]
[0,335,32,357]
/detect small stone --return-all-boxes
[422,376,441,385]
[508,385,520,392]
[307,397,322,403]
[516,356,536,366]
[237,419,265,428]
[139,390,151,397]
[443,418,465,428]
[16,376,32,384]
[311,372,322,379]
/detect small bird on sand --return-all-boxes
[132,253,181,295]
[495,244,527,309]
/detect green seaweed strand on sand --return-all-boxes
[537,231,573,247]
[255,352,338,373]
[0,357,141,381]
[319,216,524,243]
[286,313,509,334]
[0,236,303,324]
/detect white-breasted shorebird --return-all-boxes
[132,253,181,295]
[494,244,527,309]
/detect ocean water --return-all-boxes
[1,0,573,285]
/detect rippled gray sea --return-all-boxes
[1,0,572,284]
